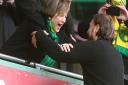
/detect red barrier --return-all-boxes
[0,65,76,85]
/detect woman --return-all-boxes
[32,14,124,85]
[0,0,73,66]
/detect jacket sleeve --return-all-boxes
[36,30,94,63]
[15,0,45,29]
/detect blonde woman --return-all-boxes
[0,0,73,66]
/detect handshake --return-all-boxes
[0,0,14,5]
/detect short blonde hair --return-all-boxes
[41,0,71,17]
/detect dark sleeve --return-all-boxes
[36,30,94,63]
[58,30,75,44]
[15,0,45,29]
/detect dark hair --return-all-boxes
[93,14,114,41]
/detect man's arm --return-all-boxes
[35,30,93,63]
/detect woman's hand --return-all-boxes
[0,0,3,5]
[117,5,128,20]
[59,43,73,52]
[98,3,111,14]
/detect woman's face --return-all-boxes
[52,12,67,32]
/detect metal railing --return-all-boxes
[0,53,83,80]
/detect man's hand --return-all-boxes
[31,31,37,48]
[31,30,49,48]
[59,43,73,52]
